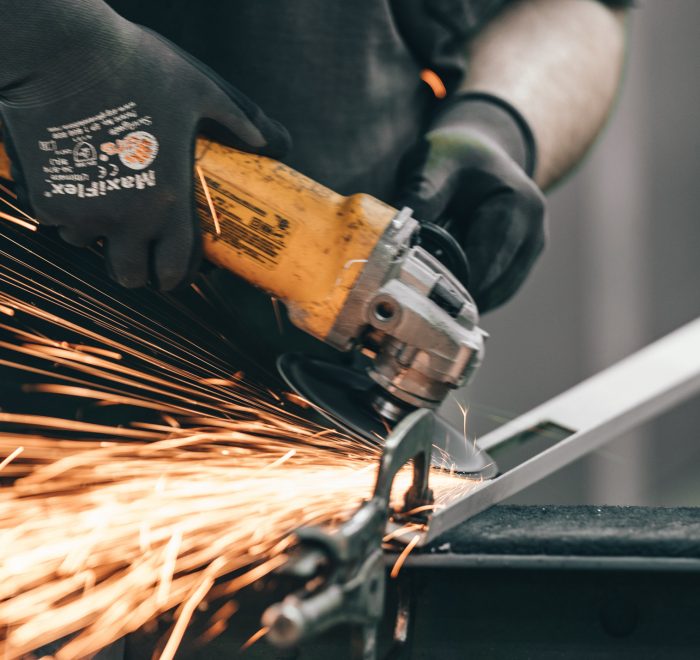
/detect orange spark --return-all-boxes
[196,166,221,236]
[283,391,310,408]
[383,523,423,544]
[74,345,123,360]
[390,534,421,579]
[0,446,23,472]
[420,69,447,99]
[0,181,17,199]
[271,296,284,335]
[240,626,269,651]
[160,557,227,660]
[200,377,238,386]
[0,210,36,231]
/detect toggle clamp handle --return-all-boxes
[262,409,436,659]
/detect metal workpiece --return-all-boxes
[263,410,437,659]
[422,317,700,545]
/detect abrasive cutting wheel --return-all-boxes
[278,353,497,479]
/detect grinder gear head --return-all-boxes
[279,207,492,476]
[323,207,485,414]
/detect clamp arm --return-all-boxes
[262,409,436,659]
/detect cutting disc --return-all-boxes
[278,353,497,478]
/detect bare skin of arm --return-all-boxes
[462,0,629,188]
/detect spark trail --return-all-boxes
[0,192,478,658]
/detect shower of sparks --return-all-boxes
[0,217,480,658]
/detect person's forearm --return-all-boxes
[461,0,628,188]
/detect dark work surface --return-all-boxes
[125,507,700,659]
[426,505,700,558]
[398,566,700,659]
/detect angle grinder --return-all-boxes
[0,138,496,476]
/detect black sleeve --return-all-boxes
[390,0,633,96]
[0,1,123,102]
[389,0,513,93]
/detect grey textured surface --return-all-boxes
[429,505,700,557]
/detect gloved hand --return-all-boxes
[0,0,289,290]
[396,93,546,312]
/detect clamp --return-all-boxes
[262,409,436,659]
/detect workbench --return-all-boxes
[127,504,700,659]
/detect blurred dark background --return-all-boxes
[448,0,700,505]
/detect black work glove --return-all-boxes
[0,0,289,290]
[396,92,546,312]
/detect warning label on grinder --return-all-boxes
[195,171,293,269]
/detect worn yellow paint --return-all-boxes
[194,139,394,340]
[0,139,395,340]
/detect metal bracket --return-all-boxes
[262,409,436,659]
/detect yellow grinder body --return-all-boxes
[0,138,396,343]
[193,140,396,341]
[0,139,484,414]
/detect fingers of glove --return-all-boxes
[395,149,460,224]
[152,209,202,291]
[199,84,291,159]
[465,180,546,312]
[464,196,529,292]
[58,226,97,248]
[105,236,150,289]
[475,225,546,312]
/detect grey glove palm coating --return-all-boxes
[396,94,546,313]
[0,0,290,290]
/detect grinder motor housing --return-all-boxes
[0,138,485,413]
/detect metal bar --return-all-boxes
[421,318,700,545]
